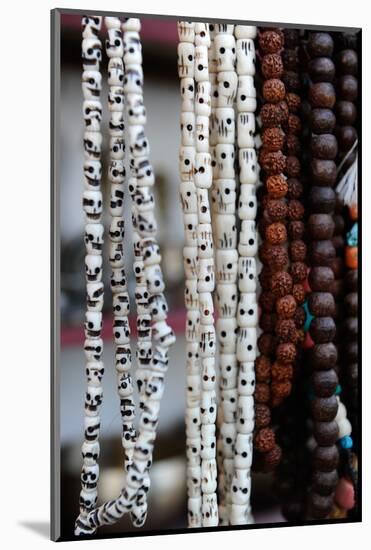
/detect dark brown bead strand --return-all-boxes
[335,40,359,456]
[254,27,291,471]
[306,31,339,519]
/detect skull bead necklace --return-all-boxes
[75,15,175,536]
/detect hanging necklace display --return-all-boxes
[79,15,104,535]
[213,22,238,526]
[229,24,257,526]
[177,21,203,529]
[75,15,175,536]
[305,31,340,520]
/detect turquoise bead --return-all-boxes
[303,300,314,332]
[346,223,358,247]
[339,435,353,449]
[335,384,342,395]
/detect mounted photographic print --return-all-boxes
[51,8,361,542]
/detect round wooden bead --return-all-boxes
[308,214,335,240]
[337,75,358,101]
[335,101,357,125]
[310,108,336,134]
[260,444,282,471]
[282,49,299,70]
[312,369,338,397]
[286,134,301,156]
[288,221,305,240]
[313,444,339,472]
[255,403,271,428]
[310,316,336,343]
[286,156,301,177]
[309,82,336,109]
[259,150,286,174]
[267,199,288,221]
[346,341,358,363]
[275,319,298,344]
[311,343,338,370]
[266,174,288,198]
[308,186,336,213]
[259,30,284,54]
[255,427,276,452]
[309,240,336,267]
[344,317,358,339]
[255,382,270,403]
[336,125,357,151]
[286,92,301,113]
[313,420,339,446]
[311,159,337,186]
[312,469,339,496]
[266,222,287,245]
[309,266,334,292]
[262,79,286,103]
[276,295,297,318]
[308,292,335,317]
[345,292,358,316]
[290,240,307,262]
[308,33,334,57]
[337,48,358,74]
[345,269,358,292]
[266,246,289,271]
[255,356,271,382]
[311,134,338,160]
[287,178,303,199]
[310,492,334,518]
[282,70,301,92]
[271,271,293,298]
[311,395,338,422]
[261,54,284,79]
[290,262,307,283]
[276,343,296,363]
[308,57,335,82]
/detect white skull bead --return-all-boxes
[86,282,104,312]
[179,146,196,182]
[217,71,238,107]
[184,278,199,310]
[197,223,214,259]
[197,188,212,223]
[195,23,211,46]
[186,436,201,464]
[216,317,238,353]
[201,357,216,390]
[115,344,132,372]
[215,249,238,283]
[236,39,256,76]
[82,440,100,465]
[152,321,176,348]
[236,327,257,362]
[221,423,236,459]
[215,108,235,144]
[201,493,218,527]
[177,42,195,78]
[145,264,165,294]
[180,112,196,146]
[117,372,134,398]
[234,433,253,469]
[113,316,130,345]
[85,385,103,416]
[183,246,198,279]
[108,58,124,86]
[129,125,150,158]
[214,214,237,250]
[237,112,256,148]
[221,388,237,423]
[195,81,211,116]
[106,28,124,58]
[238,362,255,397]
[239,148,257,185]
[237,75,257,112]
[84,338,103,361]
[195,115,210,152]
[152,345,169,373]
[149,294,168,321]
[238,257,257,292]
[108,85,124,112]
[79,488,98,512]
[237,293,258,327]
[123,31,142,65]
[198,258,215,293]
[84,131,102,160]
[84,223,104,255]
[195,153,212,189]
[84,415,100,442]
[187,465,201,498]
[216,284,238,318]
[239,184,257,220]
[180,181,197,214]
[123,66,144,94]
[188,496,202,528]
[239,220,258,257]
[108,160,125,183]
[194,45,209,81]
[187,374,201,407]
[82,38,102,70]
[113,292,130,316]
[199,293,214,325]
[211,179,236,215]
[235,25,257,39]
[86,361,104,387]
[200,390,217,424]
[127,93,147,125]
[82,70,102,100]
[84,159,101,189]
[186,407,201,438]
[180,77,195,112]
[186,310,200,342]
[231,469,251,505]
[82,16,102,38]
[83,100,102,131]
[122,18,141,32]
[214,33,236,71]
[85,254,102,282]
[236,395,254,434]
[215,144,235,178]
[111,267,127,293]
[177,21,195,42]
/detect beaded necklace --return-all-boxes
[75,15,175,535]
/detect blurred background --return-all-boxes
[58,12,284,540]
